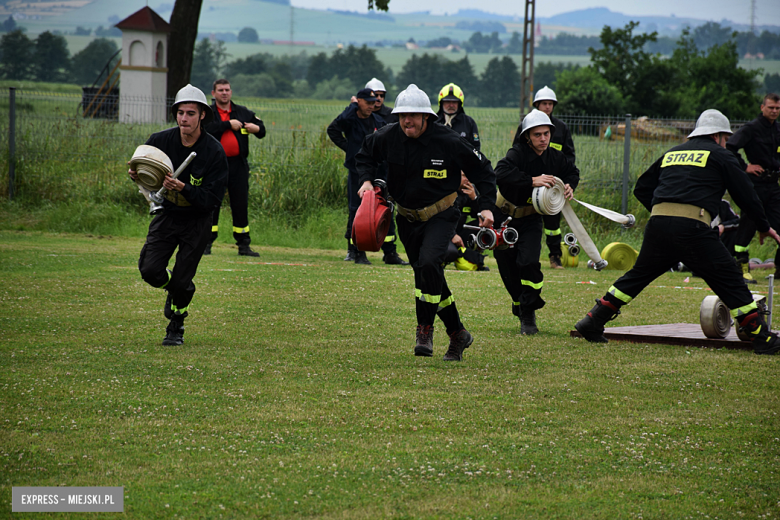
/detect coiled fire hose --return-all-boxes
[700,295,732,339]
[600,242,639,270]
[532,177,636,270]
[129,145,173,192]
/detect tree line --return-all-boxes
[1,21,777,117]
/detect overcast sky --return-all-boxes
[290,0,780,26]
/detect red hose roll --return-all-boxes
[352,186,393,252]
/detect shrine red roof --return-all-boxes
[115,7,171,33]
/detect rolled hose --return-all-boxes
[699,295,732,339]
[561,243,579,267]
[128,145,173,191]
[601,242,639,270]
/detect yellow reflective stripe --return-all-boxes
[521,279,543,290]
[730,301,758,318]
[160,270,172,289]
[233,226,250,234]
[463,207,472,213]
[734,245,749,253]
[544,228,561,236]
[384,234,395,242]
[415,288,442,304]
[171,304,189,314]
[607,285,633,303]
[439,295,455,309]
[549,142,562,151]
[211,225,219,232]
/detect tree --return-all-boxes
[505,31,522,54]
[189,38,230,93]
[479,56,520,107]
[223,53,271,78]
[532,61,580,92]
[70,38,118,85]
[2,16,17,33]
[33,31,70,83]
[238,27,258,43]
[692,22,732,51]
[441,55,478,100]
[0,30,34,80]
[766,73,780,96]
[396,53,449,102]
[555,66,625,115]
[167,0,204,100]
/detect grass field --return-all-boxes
[1,230,779,518]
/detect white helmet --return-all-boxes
[171,84,213,124]
[391,84,436,115]
[533,85,557,106]
[687,109,732,138]
[365,78,386,92]
[521,109,555,136]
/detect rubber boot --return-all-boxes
[414,324,434,357]
[354,251,372,265]
[383,252,410,265]
[443,328,473,361]
[520,309,538,335]
[344,242,357,262]
[162,312,187,346]
[738,259,757,284]
[575,298,621,343]
[237,239,260,257]
[738,311,780,355]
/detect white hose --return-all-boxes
[561,201,608,270]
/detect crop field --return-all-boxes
[1,230,779,518]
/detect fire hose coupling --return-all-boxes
[563,232,578,246]
[622,214,636,229]
[128,145,197,215]
[586,259,609,271]
[568,244,581,257]
[464,217,517,251]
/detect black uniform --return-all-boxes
[443,187,488,270]
[376,104,398,124]
[355,121,496,330]
[725,113,780,267]
[436,107,481,151]
[138,127,228,316]
[492,139,579,316]
[327,103,397,254]
[603,136,770,317]
[205,102,265,246]
[514,114,576,259]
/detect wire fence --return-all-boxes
[1,88,749,218]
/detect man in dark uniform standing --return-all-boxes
[129,84,228,346]
[436,83,481,150]
[493,109,579,335]
[328,87,408,266]
[575,109,780,355]
[205,79,266,257]
[726,93,780,283]
[365,78,397,124]
[356,84,497,361]
[513,86,576,270]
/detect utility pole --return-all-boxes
[519,0,536,120]
[750,0,756,34]
[290,4,295,52]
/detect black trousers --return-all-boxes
[733,181,780,264]
[609,216,755,313]
[494,213,546,313]
[346,169,397,254]
[138,213,211,314]
[543,213,563,257]
[397,206,463,332]
[212,156,251,244]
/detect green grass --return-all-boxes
[1,230,779,518]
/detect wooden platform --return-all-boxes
[569,323,763,350]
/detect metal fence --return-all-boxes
[1,88,746,211]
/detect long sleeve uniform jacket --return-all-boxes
[635,136,770,232]
[355,121,496,213]
[205,102,265,168]
[327,103,386,172]
[725,114,780,179]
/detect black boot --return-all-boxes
[162,312,187,346]
[164,290,173,319]
[443,328,473,361]
[738,311,780,355]
[519,309,538,335]
[354,251,372,265]
[414,324,434,357]
[344,242,357,262]
[203,242,212,255]
[575,298,621,343]
[237,239,260,257]
[383,252,410,265]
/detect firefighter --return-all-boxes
[435,83,481,150]
[493,109,579,335]
[128,84,228,346]
[205,79,266,257]
[726,93,780,283]
[575,109,780,355]
[513,86,576,270]
[328,88,409,265]
[355,84,497,361]
[365,77,397,124]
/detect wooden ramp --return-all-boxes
[569,323,763,351]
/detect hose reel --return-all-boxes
[128,145,173,191]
